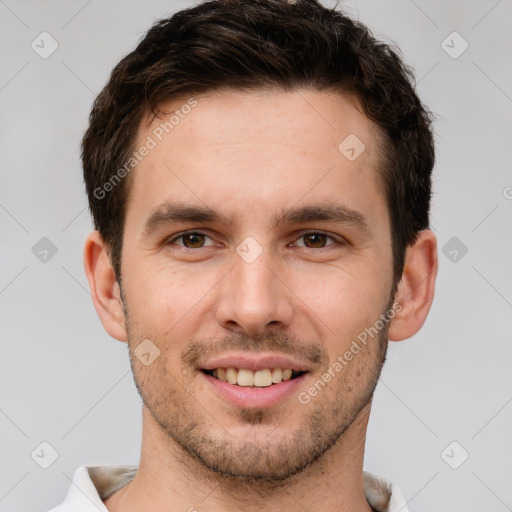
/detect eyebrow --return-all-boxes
[142,200,372,237]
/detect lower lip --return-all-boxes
[200,371,309,408]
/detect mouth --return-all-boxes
[199,366,310,409]
[201,367,308,387]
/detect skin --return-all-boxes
[84,87,437,512]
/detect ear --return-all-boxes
[388,229,438,341]
[83,231,127,342]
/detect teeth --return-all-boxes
[253,369,272,387]
[207,367,301,387]
[237,368,254,386]
[271,368,282,383]
[226,367,238,385]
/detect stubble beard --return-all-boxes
[120,283,391,486]
[125,333,388,487]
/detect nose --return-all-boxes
[214,244,294,337]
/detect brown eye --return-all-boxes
[303,233,329,248]
[182,233,205,248]
[294,232,339,249]
[169,232,214,249]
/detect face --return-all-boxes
[119,87,396,481]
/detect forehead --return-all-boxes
[126,87,386,229]
[140,87,380,156]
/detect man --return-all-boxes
[49,0,437,510]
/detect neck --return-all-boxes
[105,403,374,512]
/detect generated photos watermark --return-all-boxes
[93,97,198,200]
[298,301,402,405]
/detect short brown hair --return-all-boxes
[81,0,435,290]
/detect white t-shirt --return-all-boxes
[47,465,410,512]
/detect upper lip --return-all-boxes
[199,352,311,372]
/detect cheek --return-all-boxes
[123,263,224,359]
[288,269,389,377]
[292,263,387,332]
[126,261,209,314]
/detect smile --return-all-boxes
[201,367,307,387]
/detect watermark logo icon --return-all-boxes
[441,31,468,59]
[236,236,263,264]
[441,441,469,469]
[32,237,58,263]
[338,134,366,161]
[31,32,59,59]
[31,441,59,469]
[442,236,468,263]
[134,339,161,366]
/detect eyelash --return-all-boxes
[166,230,345,250]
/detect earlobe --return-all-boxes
[83,231,127,342]
[388,229,438,342]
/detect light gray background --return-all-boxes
[1,0,511,510]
